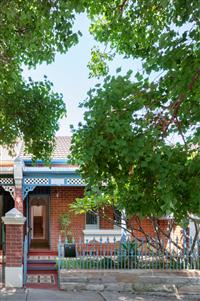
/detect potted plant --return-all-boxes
[59,212,76,257]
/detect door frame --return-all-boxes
[31,204,47,239]
[29,194,50,245]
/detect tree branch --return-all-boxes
[189,218,200,256]
[119,0,129,13]
[162,68,200,134]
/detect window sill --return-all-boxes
[83,229,122,243]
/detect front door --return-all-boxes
[29,195,49,249]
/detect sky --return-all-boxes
[23,14,141,136]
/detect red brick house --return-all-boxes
[0,136,187,287]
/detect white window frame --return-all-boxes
[85,211,99,229]
[113,209,122,230]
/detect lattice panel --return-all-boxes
[0,178,14,185]
[66,178,85,185]
[24,178,49,185]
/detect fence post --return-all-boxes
[23,235,28,287]
[2,223,5,286]
[57,236,62,288]
[2,208,26,288]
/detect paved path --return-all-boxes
[0,289,199,301]
[101,292,200,301]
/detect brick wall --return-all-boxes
[48,187,183,251]
[128,217,176,239]
[128,216,183,251]
[6,224,23,267]
[128,217,155,238]
[50,187,85,251]
[99,207,114,229]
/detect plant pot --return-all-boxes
[64,243,76,258]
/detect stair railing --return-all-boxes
[57,235,62,288]
[23,234,28,287]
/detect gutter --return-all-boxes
[23,166,79,174]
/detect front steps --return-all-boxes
[26,250,58,289]
[28,250,57,271]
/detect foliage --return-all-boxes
[88,47,113,78]
[59,257,115,269]
[58,255,200,270]
[71,0,200,221]
[117,240,139,268]
[0,1,84,160]
[59,212,73,242]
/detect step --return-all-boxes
[26,271,58,289]
[28,254,57,257]
[27,263,57,271]
[29,251,57,256]
[28,259,56,264]
[28,266,57,271]
[29,248,57,252]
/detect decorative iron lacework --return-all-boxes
[66,178,85,185]
[23,186,36,199]
[2,186,15,199]
[24,178,49,185]
[0,178,14,185]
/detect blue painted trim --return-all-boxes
[23,184,85,186]
[23,173,81,179]
[24,159,69,164]
[22,173,85,198]
[24,170,79,175]
[22,183,85,198]
[23,184,85,187]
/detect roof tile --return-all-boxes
[0,136,72,161]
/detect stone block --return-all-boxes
[61,276,88,283]
[178,284,200,294]
[105,282,133,292]
[60,282,86,291]
[132,283,176,293]
[86,284,104,291]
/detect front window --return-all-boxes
[114,209,121,228]
[86,211,99,229]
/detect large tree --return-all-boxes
[0,1,83,160]
[71,0,200,222]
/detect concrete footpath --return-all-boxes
[0,289,199,301]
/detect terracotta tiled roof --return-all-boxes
[0,136,72,162]
[19,136,72,160]
[51,136,72,160]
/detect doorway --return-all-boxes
[29,195,49,249]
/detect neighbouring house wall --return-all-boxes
[128,217,156,238]
[99,209,181,239]
[50,187,85,251]
[128,217,183,248]
[99,207,114,229]
[172,224,184,240]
